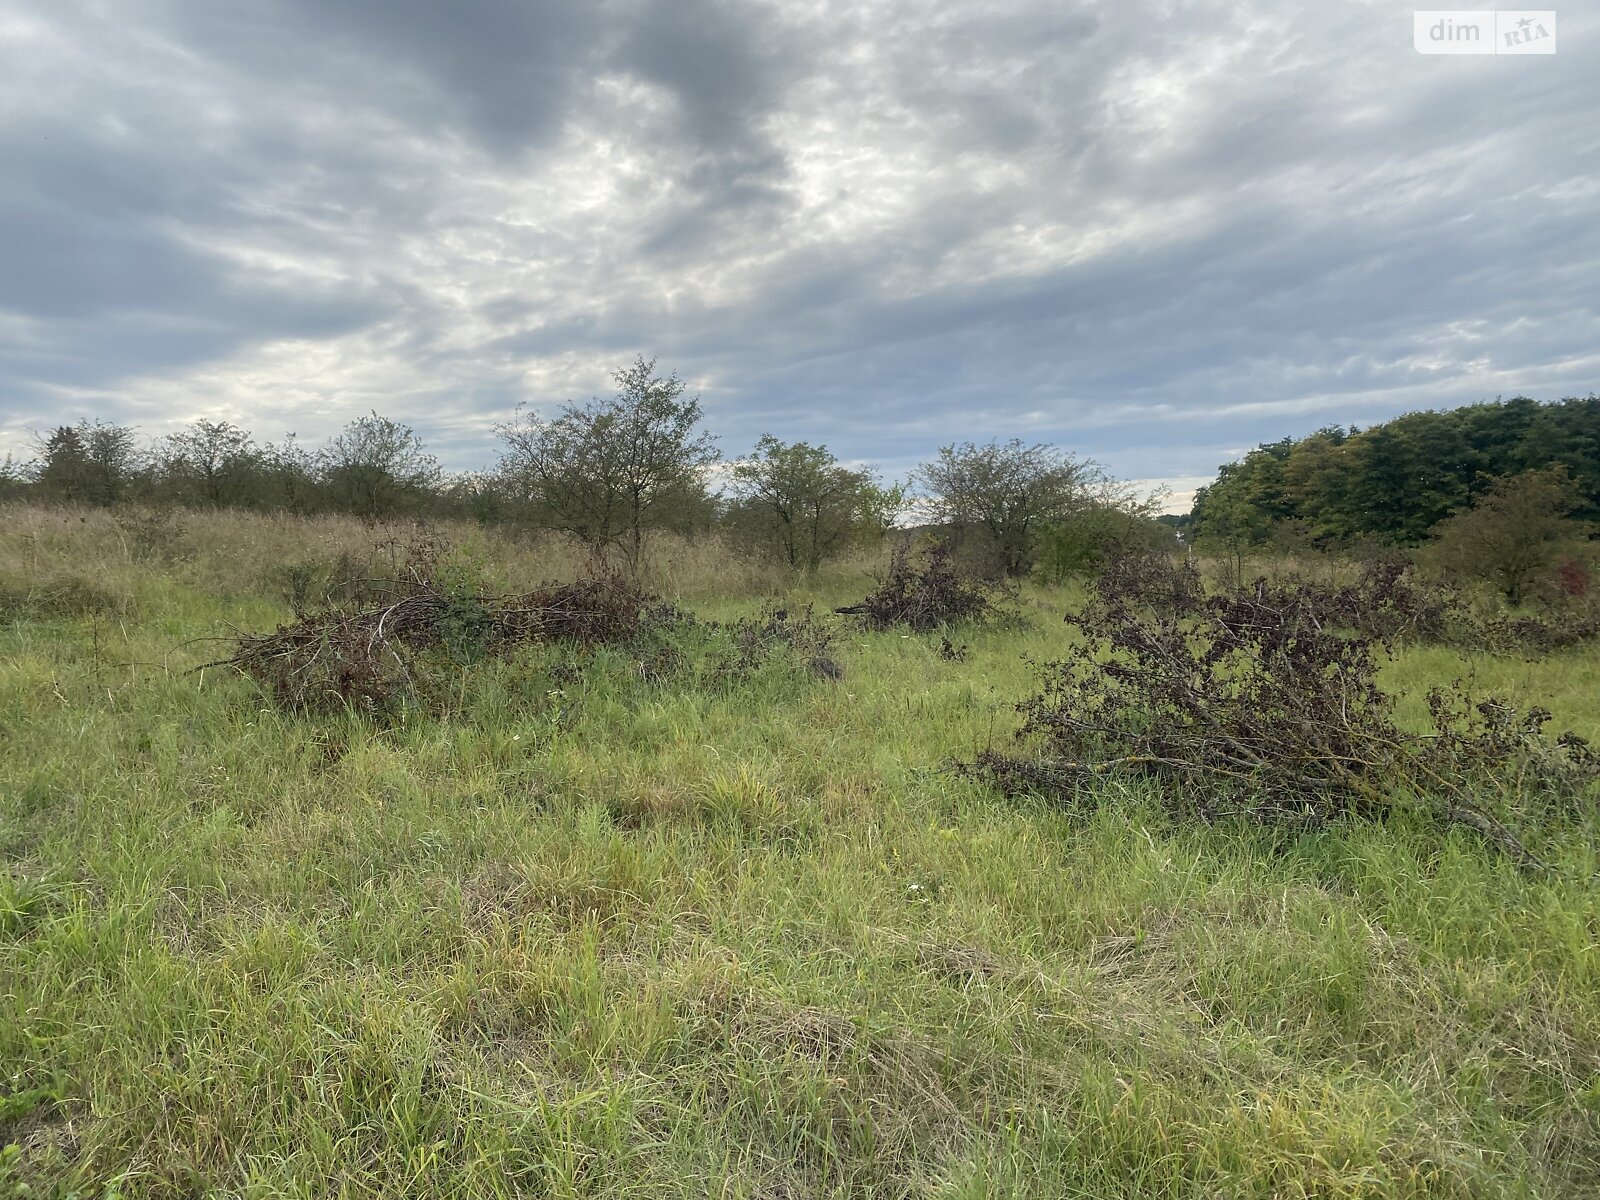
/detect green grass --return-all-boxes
[2,518,1599,1197]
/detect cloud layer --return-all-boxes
[2,0,1596,502]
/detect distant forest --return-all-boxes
[1189,395,1600,548]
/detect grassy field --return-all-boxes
[2,506,1599,1198]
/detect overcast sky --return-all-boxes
[2,1,1596,509]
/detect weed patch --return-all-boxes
[0,571,133,621]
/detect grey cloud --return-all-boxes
[173,0,616,156]
[0,0,1595,490]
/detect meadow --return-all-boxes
[2,506,1598,1198]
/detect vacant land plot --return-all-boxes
[2,508,1598,1198]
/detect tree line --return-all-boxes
[1189,395,1600,548]
[0,357,1170,577]
[1187,394,1600,602]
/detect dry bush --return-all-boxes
[971,550,1599,867]
[709,604,842,683]
[835,542,1005,631]
[211,538,843,714]
[1114,548,1600,659]
[214,564,672,715]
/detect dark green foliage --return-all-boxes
[1425,466,1592,603]
[1192,395,1600,550]
[1033,505,1182,580]
[33,420,141,506]
[0,455,26,502]
[726,436,884,570]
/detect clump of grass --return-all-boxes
[0,570,135,621]
[114,506,189,564]
[269,549,385,615]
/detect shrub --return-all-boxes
[1557,557,1591,598]
[711,604,842,683]
[114,506,188,563]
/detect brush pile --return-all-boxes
[969,550,1600,868]
[214,570,678,715]
[211,539,842,715]
[835,542,1004,631]
[1102,548,1600,658]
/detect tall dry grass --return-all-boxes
[0,502,889,613]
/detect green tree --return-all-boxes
[1340,415,1471,542]
[1279,427,1354,541]
[1426,467,1589,603]
[919,439,1103,576]
[0,453,26,501]
[859,479,911,541]
[1191,479,1277,583]
[261,434,321,514]
[1188,397,1600,548]
[1190,447,1291,559]
[158,419,262,507]
[1035,503,1179,580]
[442,472,510,526]
[321,413,441,521]
[34,420,141,506]
[728,436,880,571]
[1512,397,1600,518]
[497,357,719,571]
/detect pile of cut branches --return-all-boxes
[836,542,1005,631]
[1103,548,1600,658]
[208,545,843,714]
[211,570,674,715]
[970,551,1599,867]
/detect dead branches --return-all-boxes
[968,551,1597,867]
